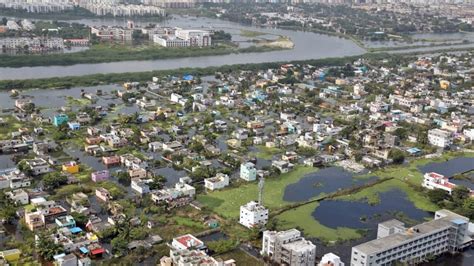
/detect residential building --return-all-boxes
[0,168,31,189]
[351,210,472,266]
[62,161,79,174]
[53,114,69,127]
[261,229,316,266]
[91,170,110,182]
[240,162,257,181]
[131,178,151,195]
[25,158,50,176]
[95,188,112,202]
[90,26,133,42]
[239,201,268,229]
[55,215,76,229]
[171,234,205,251]
[204,173,229,191]
[319,253,344,266]
[6,189,29,205]
[428,129,453,148]
[24,211,45,231]
[422,172,473,195]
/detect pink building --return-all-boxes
[102,156,120,167]
[91,170,110,182]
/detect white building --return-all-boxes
[240,162,257,181]
[171,234,205,251]
[351,210,472,266]
[175,28,211,47]
[239,201,268,229]
[428,128,453,148]
[319,253,344,266]
[261,229,316,266]
[131,178,151,195]
[25,158,50,176]
[151,182,195,203]
[6,188,29,205]
[0,168,31,189]
[204,173,229,191]
[0,37,64,50]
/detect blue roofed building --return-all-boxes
[53,114,69,127]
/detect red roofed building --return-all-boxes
[171,234,204,251]
[422,172,472,195]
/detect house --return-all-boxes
[24,211,45,231]
[240,162,257,181]
[54,253,77,266]
[6,189,29,205]
[272,160,294,173]
[171,234,205,251]
[129,168,147,179]
[95,188,112,202]
[102,155,120,167]
[204,173,229,191]
[91,170,110,182]
[62,161,79,174]
[25,158,50,176]
[68,122,81,131]
[428,129,453,148]
[239,201,268,229]
[53,114,69,127]
[55,215,76,228]
[131,178,151,195]
[319,253,345,266]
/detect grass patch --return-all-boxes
[275,201,362,242]
[0,116,24,140]
[197,166,318,218]
[172,216,206,230]
[251,145,282,160]
[240,30,266,38]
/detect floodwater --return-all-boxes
[313,189,430,229]
[283,167,377,202]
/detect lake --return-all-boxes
[283,167,376,202]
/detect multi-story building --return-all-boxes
[428,128,453,148]
[204,173,229,191]
[153,28,211,47]
[261,229,316,266]
[351,210,472,266]
[422,172,473,196]
[90,26,133,42]
[240,162,257,181]
[239,201,268,229]
[25,158,50,176]
[0,168,31,189]
[0,37,64,50]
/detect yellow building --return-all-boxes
[62,161,79,174]
[440,80,450,90]
[0,249,21,262]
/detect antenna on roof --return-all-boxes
[258,176,264,205]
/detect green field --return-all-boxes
[240,30,267,38]
[250,145,282,160]
[197,166,318,218]
[275,201,363,242]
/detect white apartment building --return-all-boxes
[0,0,74,13]
[175,29,211,47]
[351,210,472,266]
[261,229,316,266]
[422,172,456,194]
[239,201,268,229]
[0,168,31,189]
[153,35,189,47]
[131,178,151,195]
[6,189,29,205]
[428,128,453,148]
[25,158,50,176]
[319,253,345,266]
[204,173,229,191]
[240,162,257,181]
[151,182,195,203]
[90,26,133,42]
[0,37,64,50]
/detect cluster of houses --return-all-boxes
[1,51,473,264]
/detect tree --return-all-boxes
[452,186,470,204]
[462,198,474,219]
[389,149,405,164]
[1,17,7,26]
[0,191,17,223]
[427,189,449,204]
[36,232,63,261]
[43,172,68,189]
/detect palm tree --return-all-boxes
[36,232,63,261]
